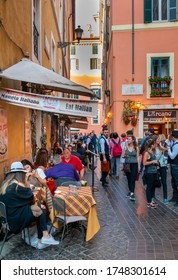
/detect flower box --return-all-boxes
[149,76,172,85]
[150,88,172,97]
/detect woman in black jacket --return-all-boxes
[0,162,58,249]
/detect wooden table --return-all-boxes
[50,186,100,241]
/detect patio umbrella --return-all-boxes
[0,58,94,97]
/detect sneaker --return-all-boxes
[129,194,135,201]
[147,202,157,208]
[126,192,131,198]
[151,200,158,206]
[163,199,169,204]
[41,235,59,245]
[37,241,51,250]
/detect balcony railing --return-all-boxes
[149,76,172,97]
[33,22,39,59]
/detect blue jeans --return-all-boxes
[170,164,178,199]
[110,157,121,176]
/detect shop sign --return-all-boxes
[144,110,177,122]
[69,122,88,129]
[0,88,98,117]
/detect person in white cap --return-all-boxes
[0,162,59,249]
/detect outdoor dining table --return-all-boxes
[50,186,100,241]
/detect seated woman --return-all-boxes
[45,162,81,186]
[0,162,58,249]
[21,159,53,212]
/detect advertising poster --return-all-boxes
[0,108,8,161]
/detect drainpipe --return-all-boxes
[132,0,134,82]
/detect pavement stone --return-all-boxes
[1,165,178,260]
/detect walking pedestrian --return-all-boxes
[154,136,168,204]
[99,127,110,187]
[109,132,122,179]
[167,130,178,206]
[143,138,159,208]
[122,135,139,201]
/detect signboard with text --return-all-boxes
[144,110,177,122]
[0,88,98,117]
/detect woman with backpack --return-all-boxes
[109,132,122,179]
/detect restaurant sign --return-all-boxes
[0,88,98,117]
[144,110,177,122]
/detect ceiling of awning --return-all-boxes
[0,58,94,97]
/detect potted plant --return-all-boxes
[149,76,161,84]
[123,117,130,124]
[131,117,137,126]
[161,76,172,84]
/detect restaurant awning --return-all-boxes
[0,58,94,97]
[0,88,98,117]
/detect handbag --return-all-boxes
[101,161,110,172]
[123,163,131,173]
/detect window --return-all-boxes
[70,46,76,55]
[90,58,101,70]
[92,45,98,54]
[150,57,171,97]
[51,36,56,71]
[92,109,100,125]
[70,58,79,70]
[33,0,40,59]
[91,88,101,100]
[153,0,168,21]
[144,0,177,22]
[151,57,169,77]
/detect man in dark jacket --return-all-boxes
[168,130,178,205]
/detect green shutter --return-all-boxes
[169,0,177,21]
[144,0,152,23]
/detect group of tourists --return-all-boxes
[97,126,178,209]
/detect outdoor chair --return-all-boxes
[49,196,87,254]
[0,202,31,258]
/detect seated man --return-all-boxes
[61,147,85,180]
[45,162,80,183]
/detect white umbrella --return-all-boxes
[0,58,94,97]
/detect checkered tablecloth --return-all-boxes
[55,186,96,216]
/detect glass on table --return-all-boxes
[68,184,78,195]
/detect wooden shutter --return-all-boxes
[144,0,152,23]
[169,0,177,21]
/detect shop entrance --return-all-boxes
[149,123,175,136]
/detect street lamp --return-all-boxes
[57,25,83,48]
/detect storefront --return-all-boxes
[143,110,177,136]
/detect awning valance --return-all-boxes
[0,88,98,117]
[0,58,94,97]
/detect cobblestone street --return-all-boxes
[1,166,178,260]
